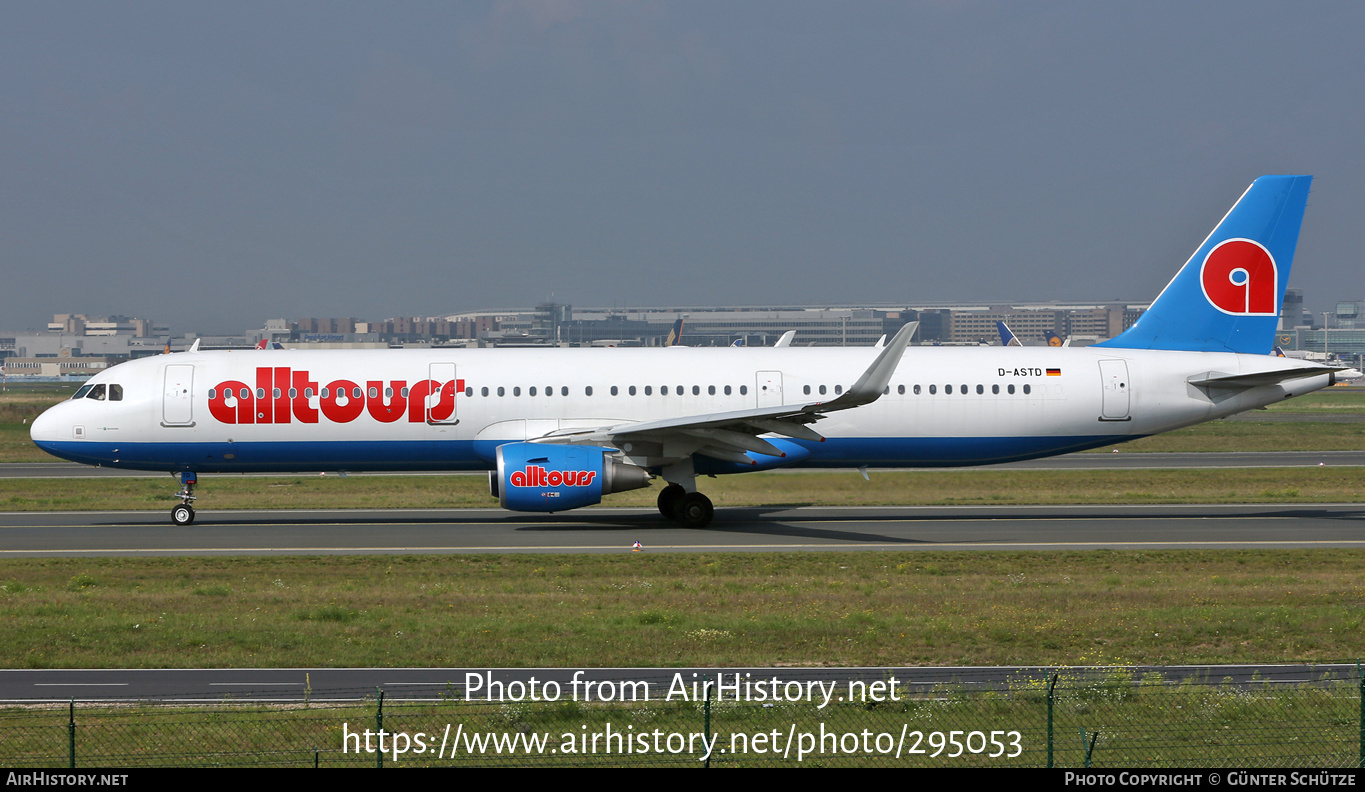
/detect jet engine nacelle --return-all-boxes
[491,443,652,512]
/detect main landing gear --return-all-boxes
[656,481,715,529]
[171,471,197,526]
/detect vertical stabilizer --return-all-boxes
[1097,175,1312,354]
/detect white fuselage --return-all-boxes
[29,344,1331,474]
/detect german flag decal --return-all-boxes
[1046,368,1062,376]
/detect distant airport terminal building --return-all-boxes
[4,294,1363,378]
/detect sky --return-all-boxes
[3,1,1363,334]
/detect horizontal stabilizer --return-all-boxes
[1188,366,1340,390]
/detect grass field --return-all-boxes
[0,466,1362,511]
[2,550,1363,669]
[4,382,1365,673]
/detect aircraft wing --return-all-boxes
[534,320,918,464]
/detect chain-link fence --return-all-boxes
[2,667,1361,768]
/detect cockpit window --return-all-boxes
[88,384,106,401]
[109,384,123,401]
[72,385,93,400]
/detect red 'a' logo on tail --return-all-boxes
[1200,238,1277,316]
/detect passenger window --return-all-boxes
[481,387,489,397]
[724,385,732,395]
[835,385,843,394]
[610,386,618,396]
[1023,384,1032,395]
[645,386,653,396]
[740,385,748,395]
[1008,384,1015,394]
[661,386,669,395]
[708,385,715,395]
[289,388,298,399]
[562,386,569,396]
[992,384,999,394]
[929,385,937,394]
[819,385,826,395]
[498,387,505,397]
[945,385,953,395]
[976,384,984,395]
[913,384,921,395]
[208,388,217,400]
[898,385,905,395]
[529,387,537,396]
[692,385,700,395]
[275,388,283,399]
[804,385,811,395]
[514,387,521,396]
[465,387,473,397]
[629,386,637,396]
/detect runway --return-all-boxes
[3,503,1365,557]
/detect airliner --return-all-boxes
[30,175,1336,528]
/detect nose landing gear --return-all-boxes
[171,471,197,525]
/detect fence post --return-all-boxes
[67,699,75,769]
[1081,730,1098,768]
[1357,662,1363,769]
[1047,673,1059,769]
[703,682,712,769]
[376,687,384,769]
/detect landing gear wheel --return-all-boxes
[673,492,714,529]
[657,484,686,518]
[171,504,195,526]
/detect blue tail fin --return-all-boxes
[1097,175,1312,354]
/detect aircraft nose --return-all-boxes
[29,404,63,451]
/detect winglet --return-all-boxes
[812,320,917,411]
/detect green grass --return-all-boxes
[2,675,1356,767]
[0,383,78,462]
[1,467,1363,511]
[1097,420,1365,452]
[1262,387,1365,412]
[0,551,1362,669]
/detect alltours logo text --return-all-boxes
[208,367,464,425]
